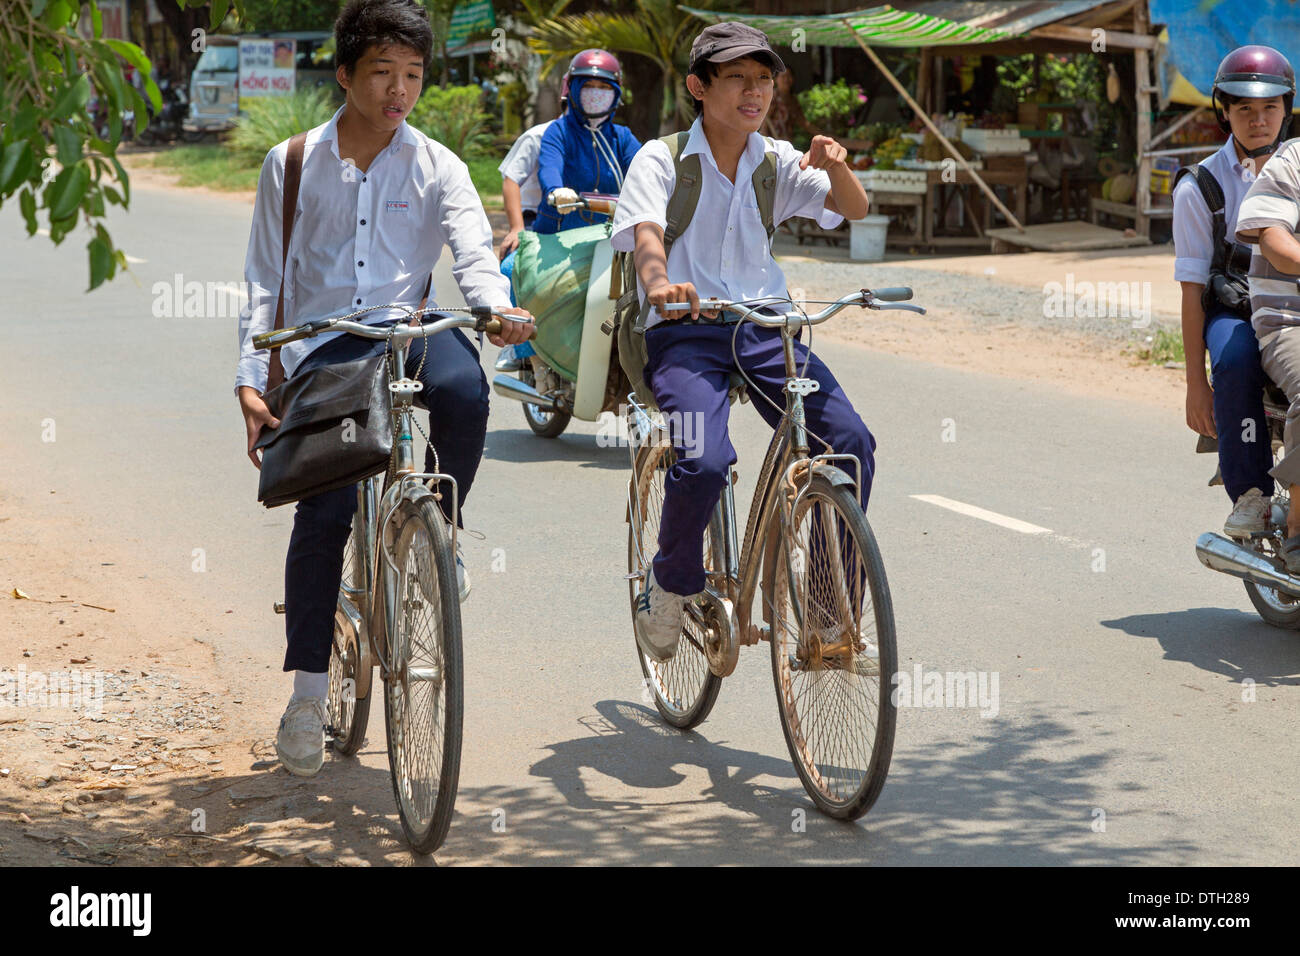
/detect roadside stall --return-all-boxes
[687,1,1174,256]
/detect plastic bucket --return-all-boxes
[849,214,890,262]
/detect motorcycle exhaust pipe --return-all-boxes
[491,373,561,413]
[1195,532,1300,598]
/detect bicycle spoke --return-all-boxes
[773,483,891,812]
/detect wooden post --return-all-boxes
[1134,0,1153,237]
[845,20,1025,231]
[917,48,932,116]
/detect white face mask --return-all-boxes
[578,85,616,122]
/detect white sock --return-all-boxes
[292,670,328,701]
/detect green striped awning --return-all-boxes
[678,5,1019,48]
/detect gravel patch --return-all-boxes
[780,259,1179,343]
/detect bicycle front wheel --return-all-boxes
[383,491,463,854]
[629,442,722,729]
[770,475,896,820]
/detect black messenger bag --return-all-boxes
[253,351,394,508]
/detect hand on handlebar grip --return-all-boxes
[486,308,535,348]
[548,187,579,208]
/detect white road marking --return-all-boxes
[125,254,147,264]
[911,494,1052,535]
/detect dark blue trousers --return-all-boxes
[1205,309,1274,501]
[282,325,489,673]
[643,322,877,597]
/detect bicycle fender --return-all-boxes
[809,462,857,491]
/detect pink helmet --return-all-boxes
[560,49,623,103]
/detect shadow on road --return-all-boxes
[475,698,1195,865]
[1100,608,1300,686]
[482,428,626,470]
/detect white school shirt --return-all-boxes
[610,116,843,329]
[234,105,511,394]
[498,121,552,213]
[1172,137,1257,284]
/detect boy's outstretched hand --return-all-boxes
[800,135,849,170]
[490,306,535,347]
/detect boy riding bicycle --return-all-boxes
[233,0,532,777]
[610,22,874,662]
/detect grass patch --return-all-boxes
[466,154,501,207]
[145,145,261,192]
[1137,327,1186,365]
[143,143,503,207]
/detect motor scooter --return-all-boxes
[1194,379,1300,627]
[491,192,631,438]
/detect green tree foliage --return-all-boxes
[237,0,341,32]
[230,86,338,162]
[525,0,732,133]
[407,84,492,157]
[797,80,867,132]
[0,0,240,291]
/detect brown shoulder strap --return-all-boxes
[267,131,308,391]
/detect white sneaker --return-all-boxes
[275,696,327,777]
[455,543,470,604]
[1224,488,1272,537]
[634,564,687,662]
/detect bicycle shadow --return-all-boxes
[482,427,628,470]
[473,697,1199,865]
[1100,607,1300,687]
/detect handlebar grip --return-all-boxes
[252,319,332,349]
[476,315,537,340]
[868,287,913,302]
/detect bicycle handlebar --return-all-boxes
[658,288,927,327]
[251,305,533,351]
[549,191,619,216]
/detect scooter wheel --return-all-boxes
[519,370,570,438]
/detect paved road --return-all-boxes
[2,183,1296,865]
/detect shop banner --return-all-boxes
[239,38,296,97]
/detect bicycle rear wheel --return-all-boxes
[770,475,896,820]
[327,514,371,756]
[383,490,463,854]
[629,442,722,729]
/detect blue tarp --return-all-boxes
[1151,0,1300,98]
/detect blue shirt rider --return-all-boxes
[498,50,640,369]
[534,49,641,233]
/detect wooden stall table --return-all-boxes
[924,166,1028,246]
[869,190,925,246]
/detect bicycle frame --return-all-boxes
[342,333,461,699]
[625,321,864,663]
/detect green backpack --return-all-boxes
[605,130,778,410]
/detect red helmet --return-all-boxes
[560,49,623,103]
[1212,45,1295,148]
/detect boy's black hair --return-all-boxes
[1218,91,1285,107]
[334,0,433,86]
[687,52,779,116]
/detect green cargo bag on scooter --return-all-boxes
[510,223,610,382]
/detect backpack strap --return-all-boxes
[1174,162,1243,280]
[751,136,778,247]
[267,130,308,392]
[661,131,701,259]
